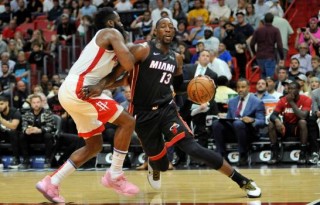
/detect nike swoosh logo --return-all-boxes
[153,52,160,55]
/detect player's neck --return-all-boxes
[155,41,170,54]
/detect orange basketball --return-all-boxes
[187,76,216,104]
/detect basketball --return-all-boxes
[187,76,216,104]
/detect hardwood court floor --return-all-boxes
[0,167,319,204]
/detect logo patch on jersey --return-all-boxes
[153,52,160,55]
[96,101,110,111]
[169,122,180,135]
[169,55,175,60]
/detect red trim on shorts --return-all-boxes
[75,47,105,98]
[149,132,186,161]
[128,65,139,114]
[78,124,105,138]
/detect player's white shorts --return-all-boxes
[58,78,123,138]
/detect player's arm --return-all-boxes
[96,28,135,71]
[172,53,184,93]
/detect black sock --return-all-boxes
[229,169,249,187]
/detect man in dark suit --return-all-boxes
[180,50,218,148]
[211,78,266,166]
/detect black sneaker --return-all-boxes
[268,152,280,165]
[297,151,307,164]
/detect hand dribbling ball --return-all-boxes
[187,76,216,104]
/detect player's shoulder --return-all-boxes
[96,28,123,39]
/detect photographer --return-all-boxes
[295,18,320,53]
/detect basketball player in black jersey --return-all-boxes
[81,17,261,198]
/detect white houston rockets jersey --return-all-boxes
[67,30,118,86]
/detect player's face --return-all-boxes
[0,101,8,113]
[112,13,126,37]
[155,18,175,44]
[287,84,299,97]
[236,81,249,99]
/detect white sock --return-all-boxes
[51,159,76,186]
[109,148,127,179]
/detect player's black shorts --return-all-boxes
[133,100,193,161]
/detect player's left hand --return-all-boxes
[80,85,103,100]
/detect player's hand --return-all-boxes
[286,93,295,103]
[80,85,103,100]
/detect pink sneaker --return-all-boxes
[101,171,139,196]
[36,175,65,203]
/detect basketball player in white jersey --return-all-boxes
[35,7,139,203]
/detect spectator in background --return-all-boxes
[13,0,31,26]
[177,42,191,64]
[271,9,294,61]
[130,10,153,40]
[295,74,309,94]
[0,96,22,169]
[291,42,313,74]
[187,0,209,26]
[212,78,266,166]
[169,0,188,14]
[0,3,13,28]
[13,32,25,51]
[305,76,320,98]
[13,51,31,85]
[209,0,231,24]
[27,0,43,14]
[70,0,81,21]
[28,42,47,73]
[23,29,47,52]
[268,82,311,165]
[266,0,284,18]
[175,21,190,44]
[213,17,227,41]
[19,94,56,169]
[189,16,207,46]
[2,20,18,41]
[231,0,247,19]
[288,58,303,81]
[245,3,259,29]
[308,86,320,164]
[254,79,276,101]
[79,0,97,19]
[209,50,232,81]
[250,13,283,78]
[0,52,16,75]
[172,1,187,24]
[190,41,205,64]
[57,13,77,45]
[266,76,283,100]
[254,0,269,19]
[7,39,21,61]
[47,0,63,22]
[199,26,219,52]
[77,15,94,37]
[151,0,172,24]
[0,63,16,97]
[114,0,132,11]
[234,11,254,40]
[296,18,320,53]
[43,0,54,13]
[275,67,288,94]
[311,56,320,79]
[12,80,28,111]
[218,42,232,68]
[223,21,247,78]
[214,75,237,105]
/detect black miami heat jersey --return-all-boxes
[131,41,177,110]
